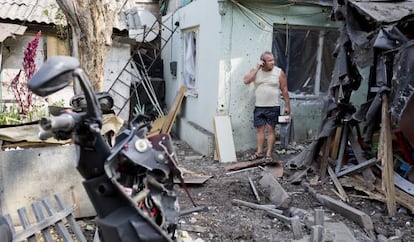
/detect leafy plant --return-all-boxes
[9,31,41,117]
[1,31,47,125]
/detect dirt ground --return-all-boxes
[78,139,414,241]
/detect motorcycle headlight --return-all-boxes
[135,138,150,152]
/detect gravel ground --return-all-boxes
[76,139,414,241]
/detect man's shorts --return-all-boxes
[254,106,280,127]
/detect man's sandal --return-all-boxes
[264,156,273,162]
[248,153,263,161]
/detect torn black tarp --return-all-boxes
[287,1,414,170]
[390,41,414,118]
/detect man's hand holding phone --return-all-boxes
[256,60,264,70]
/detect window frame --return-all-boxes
[181,27,199,97]
[272,25,339,97]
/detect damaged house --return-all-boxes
[161,0,350,156]
[284,0,414,216]
[162,0,414,215]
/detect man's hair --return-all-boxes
[260,51,274,61]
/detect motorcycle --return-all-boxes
[18,56,187,241]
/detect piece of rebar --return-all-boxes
[248,177,261,202]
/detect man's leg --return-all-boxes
[256,125,265,155]
[266,124,276,157]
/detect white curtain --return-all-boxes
[183,31,196,88]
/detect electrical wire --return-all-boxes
[229,0,272,32]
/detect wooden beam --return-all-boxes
[336,158,378,178]
[327,166,349,202]
[379,94,396,216]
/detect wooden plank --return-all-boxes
[327,166,349,202]
[336,158,378,178]
[213,115,237,163]
[379,94,396,216]
[161,86,187,134]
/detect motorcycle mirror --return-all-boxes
[29,56,79,97]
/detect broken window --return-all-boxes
[272,26,339,95]
[183,30,197,95]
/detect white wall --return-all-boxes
[162,0,221,135]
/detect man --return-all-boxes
[243,51,290,161]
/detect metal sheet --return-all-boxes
[349,0,414,23]
[0,23,26,42]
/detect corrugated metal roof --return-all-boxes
[0,0,63,25]
[349,0,414,23]
[0,0,162,33]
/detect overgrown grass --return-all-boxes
[0,102,49,125]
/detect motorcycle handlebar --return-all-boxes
[40,113,76,132]
[38,113,82,140]
[38,130,55,140]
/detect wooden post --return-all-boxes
[330,126,342,160]
[379,94,396,216]
[320,136,332,179]
[335,123,349,174]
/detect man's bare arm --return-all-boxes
[243,61,263,84]
[279,71,290,114]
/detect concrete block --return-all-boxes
[259,171,291,208]
[0,145,96,224]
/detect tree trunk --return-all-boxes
[56,0,114,92]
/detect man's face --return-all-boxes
[262,54,275,71]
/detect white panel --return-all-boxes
[213,115,237,163]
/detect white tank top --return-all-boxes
[254,67,281,107]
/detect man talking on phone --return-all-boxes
[243,51,291,161]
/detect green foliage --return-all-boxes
[0,102,48,125]
[43,3,69,40]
